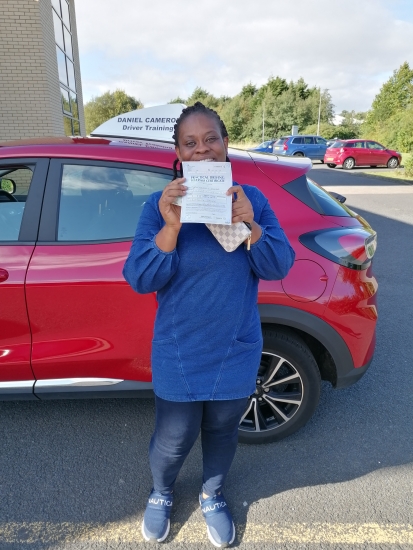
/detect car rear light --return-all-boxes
[283,141,288,151]
[299,228,377,270]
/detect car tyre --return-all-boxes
[293,152,304,157]
[342,157,355,170]
[238,328,321,444]
[327,163,336,168]
[387,157,399,169]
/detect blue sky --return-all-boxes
[75,0,413,115]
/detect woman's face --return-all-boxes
[175,113,228,163]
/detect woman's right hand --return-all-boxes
[158,177,187,230]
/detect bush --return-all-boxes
[404,155,413,177]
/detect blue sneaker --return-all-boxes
[199,493,235,548]
[141,489,174,543]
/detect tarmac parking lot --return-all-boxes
[0,169,412,549]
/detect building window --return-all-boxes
[52,0,80,135]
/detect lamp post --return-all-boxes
[317,88,322,136]
[262,103,265,142]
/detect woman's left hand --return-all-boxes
[226,186,254,224]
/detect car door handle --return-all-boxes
[0,268,9,283]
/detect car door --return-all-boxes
[303,137,318,159]
[315,137,328,160]
[25,158,172,399]
[0,158,48,398]
[351,141,368,165]
[366,141,388,165]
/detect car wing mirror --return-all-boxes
[0,178,16,194]
[329,191,346,203]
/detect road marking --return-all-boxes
[323,185,413,194]
[1,521,412,545]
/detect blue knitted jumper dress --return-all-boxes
[123,184,295,402]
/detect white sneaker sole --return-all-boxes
[141,518,170,543]
[206,522,235,548]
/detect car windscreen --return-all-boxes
[274,138,288,145]
[331,141,345,148]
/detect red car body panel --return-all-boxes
[26,242,155,381]
[0,245,35,381]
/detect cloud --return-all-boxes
[74,0,413,112]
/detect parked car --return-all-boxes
[324,139,402,170]
[272,135,328,161]
[248,140,276,153]
[326,138,340,148]
[0,137,378,444]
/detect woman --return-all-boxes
[123,102,295,547]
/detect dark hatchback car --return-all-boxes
[0,137,378,444]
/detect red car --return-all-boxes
[324,139,401,170]
[0,137,378,443]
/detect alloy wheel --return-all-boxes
[239,351,304,434]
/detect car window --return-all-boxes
[292,137,303,144]
[57,164,171,241]
[306,178,353,216]
[283,174,353,217]
[303,137,314,144]
[366,141,384,150]
[315,137,327,144]
[0,165,34,241]
[353,141,366,149]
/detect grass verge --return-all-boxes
[368,152,413,182]
[367,170,413,182]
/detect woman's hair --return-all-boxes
[172,101,228,146]
[172,102,229,178]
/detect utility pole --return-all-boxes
[262,103,265,142]
[317,88,322,136]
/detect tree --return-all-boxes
[167,76,335,144]
[84,90,143,134]
[365,62,413,125]
[186,87,220,110]
[169,97,187,104]
[363,62,413,152]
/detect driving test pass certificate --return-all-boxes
[180,162,232,225]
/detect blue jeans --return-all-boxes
[149,396,248,496]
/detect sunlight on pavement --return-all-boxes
[1,521,412,546]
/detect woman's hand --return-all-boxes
[226,185,262,245]
[158,177,187,230]
[226,185,254,224]
[155,178,187,252]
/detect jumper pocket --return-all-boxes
[151,337,188,398]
